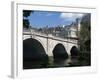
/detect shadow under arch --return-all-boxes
[70,46,79,58]
[23,38,48,69]
[53,43,68,60]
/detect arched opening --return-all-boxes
[70,46,79,58]
[53,43,68,60]
[23,38,48,69]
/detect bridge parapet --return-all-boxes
[23,29,79,56]
[23,29,78,44]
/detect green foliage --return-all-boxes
[78,14,91,65]
[23,10,33,17]
[79,14,91,51]
[23,10,33,28]
[23,19,30,29]
[78,51,91,65]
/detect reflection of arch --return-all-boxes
[23,38,48,69]
[53,43,68,59]
[70,46,79,57]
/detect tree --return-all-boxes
[23,19,30,29]
[79,14,91,52]
[23,10,32,17]
[78,14,91,65]
[23,10,33,28]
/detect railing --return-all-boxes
[23,28,78,44]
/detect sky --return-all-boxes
[28,10,84,28]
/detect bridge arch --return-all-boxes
[70,46,79,58]
[53,43,68,59]
[23,38,48,69]
[23,35,47,52]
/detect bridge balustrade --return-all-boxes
[23,28,78,44]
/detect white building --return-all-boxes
[64,18,81,39]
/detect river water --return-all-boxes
[23,56,88,69]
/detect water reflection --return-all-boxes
[23,56,81,69]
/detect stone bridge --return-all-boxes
[23,29,78,58]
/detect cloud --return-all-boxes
[60,13,84,21]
